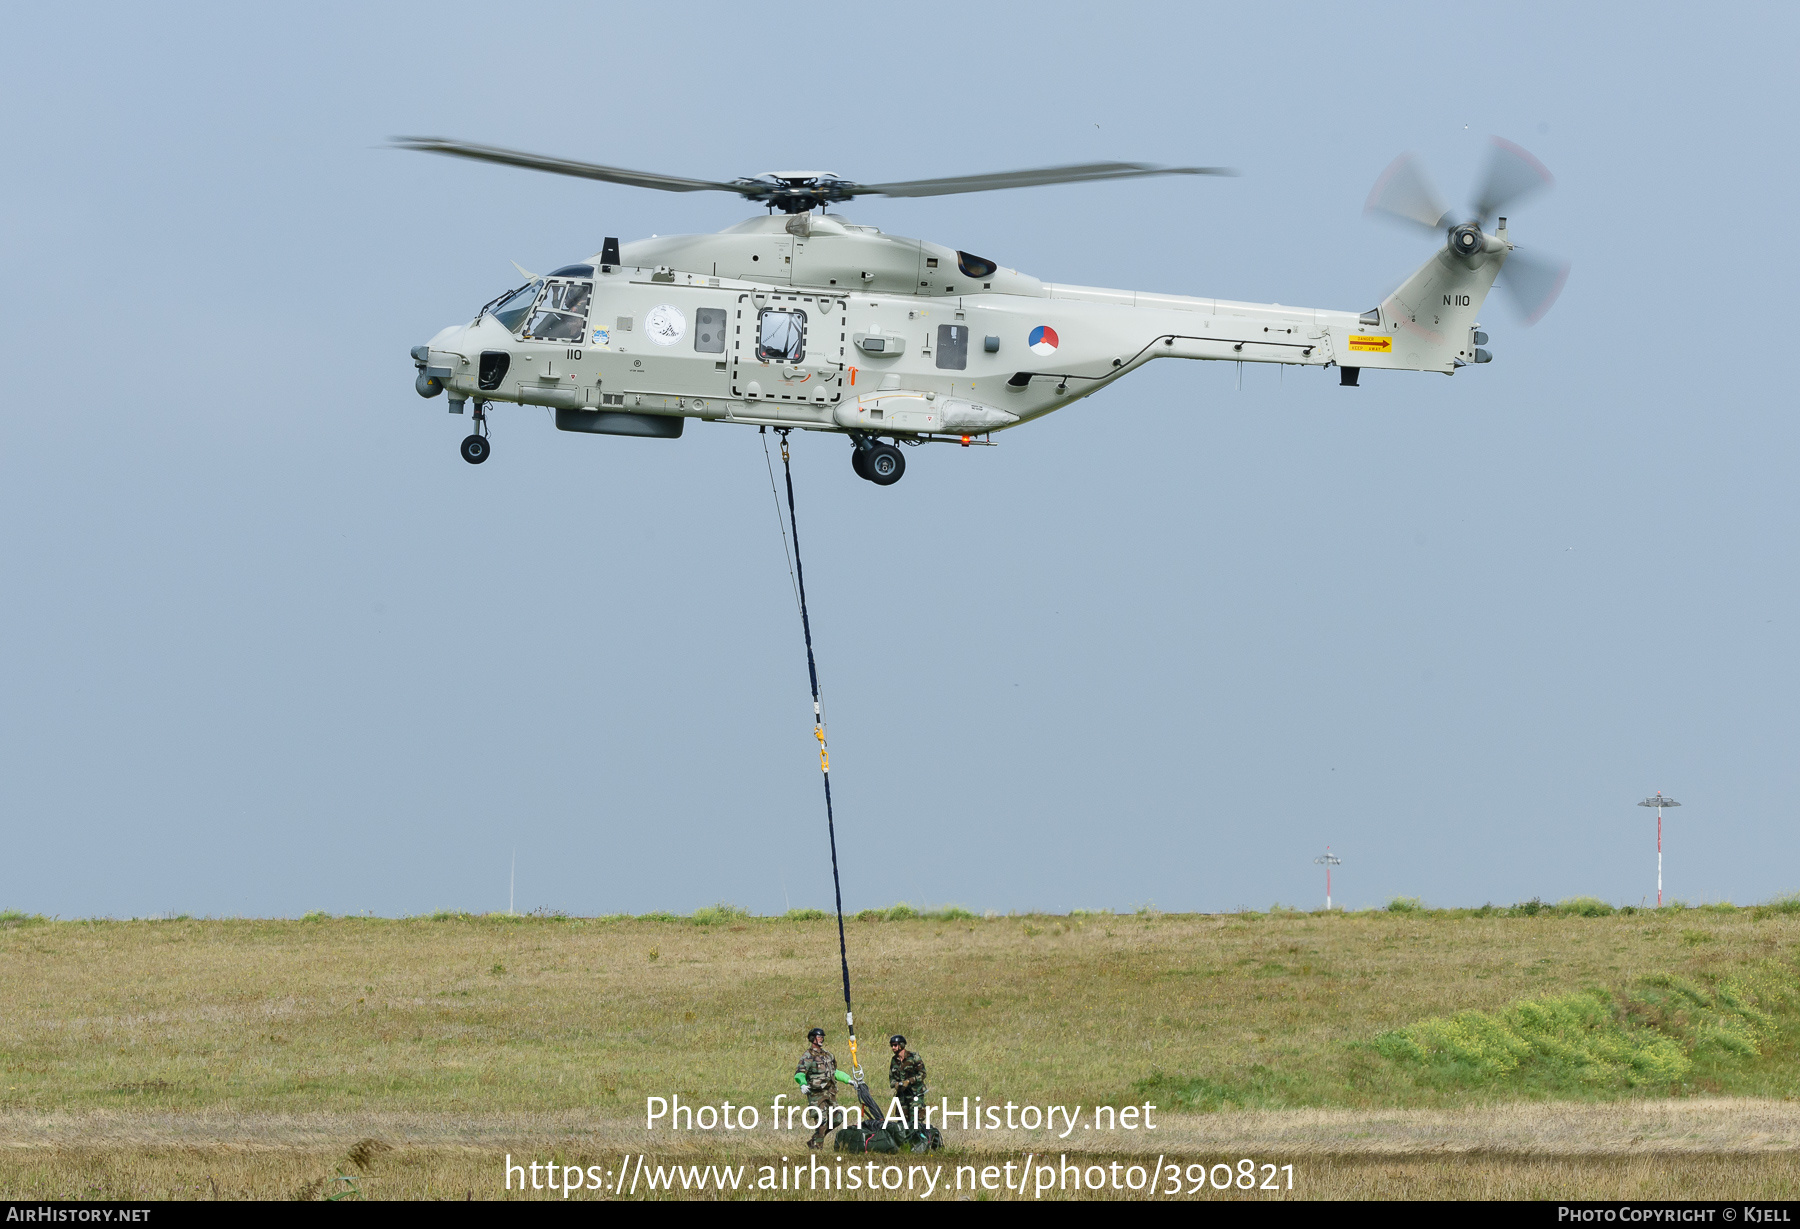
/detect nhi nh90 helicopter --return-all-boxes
[402,137,1567,483]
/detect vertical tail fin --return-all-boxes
[1361,229,1507,373]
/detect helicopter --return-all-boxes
[403,136,1567,483]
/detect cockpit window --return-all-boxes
[756,309,806,362]
[551,264,595,277]
[487,280,542,332]
[523,280,592,342]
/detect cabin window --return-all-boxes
[694,307,728,354]
[957,251,998,279]
[756,309,806,362]
[523,280,592,342]
[478,350,511,391]
[935,324,969,370]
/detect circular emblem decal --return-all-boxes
[1028,324,1059,356]
[645,304,686,347]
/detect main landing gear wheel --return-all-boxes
[850,447,871,480]
[863,443,904,485]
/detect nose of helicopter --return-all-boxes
[410,325,465,400]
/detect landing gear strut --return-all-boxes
[461,401,490,465]
[849,435,905,486]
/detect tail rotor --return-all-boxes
[1471,137,1555,225]
[1364,152,1453,234]
[1493,245,1570,326]
[1364,137,1570,325]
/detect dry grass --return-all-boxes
[2,907,1799,1198]
[3,1142,1797,1201]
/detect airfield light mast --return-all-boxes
[1314,847,1342,910]
[1637,793,1680,908]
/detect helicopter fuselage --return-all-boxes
[415,211,1506,465]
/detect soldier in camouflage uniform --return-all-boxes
[795,1027,838,1149]
[889,1035,927,1136]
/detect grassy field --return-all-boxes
[3,901,1799,1199]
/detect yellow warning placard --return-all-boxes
[1348,335,1392,353]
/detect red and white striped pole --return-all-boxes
[1637,793,1680,908]
[1314,847,1342,911]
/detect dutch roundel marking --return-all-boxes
[1028,325,1059,357]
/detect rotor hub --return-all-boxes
[734,173,857,214]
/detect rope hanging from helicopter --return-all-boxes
[761,427,881,1110]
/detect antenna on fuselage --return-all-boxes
[600,237,620,271]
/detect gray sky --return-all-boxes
[2,2,1794,919]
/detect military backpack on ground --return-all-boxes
[833,1123,942,1154]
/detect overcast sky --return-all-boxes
[1,2,1793,918]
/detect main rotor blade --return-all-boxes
[391,137,739,194]
[1364,153,1452,233]
[1496,246,1570,325]
[858,161,1236,199]
[1471,137,1554,222]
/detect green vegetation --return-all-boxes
[1376,990,1684,1088]
[1368,966,1796,1097]
[689,903,750,926]
[1141,954,1800,1111]
[27,897,1755,928]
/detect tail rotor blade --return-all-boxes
[1364,153,1452,233]
[1497,247,1570,325]
[1472,137,1554,223]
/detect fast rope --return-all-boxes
[770,428,874,1103]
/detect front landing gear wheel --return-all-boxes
[865,442,904,485]
[460,434,490,465]
[850,446,871,480]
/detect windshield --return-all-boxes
[523,279,592,342]
[485,280,542,332]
